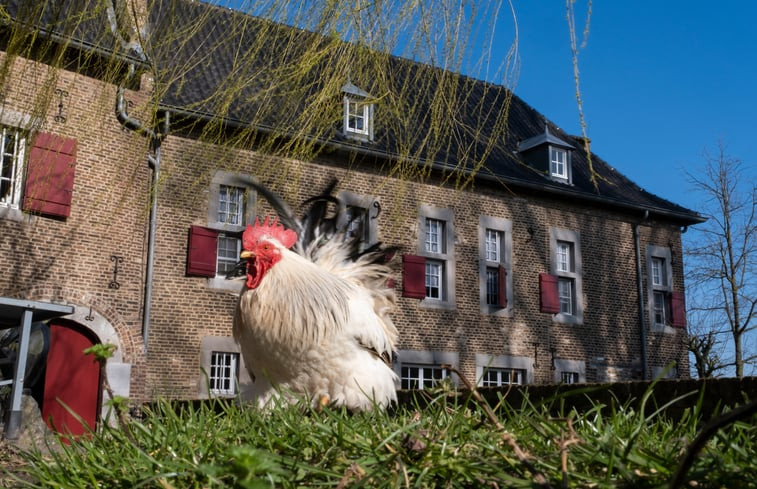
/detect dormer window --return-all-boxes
[517,125,574,184]
[550,146,569,181]
[342,81,374,141]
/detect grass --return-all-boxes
[4,384,757,489]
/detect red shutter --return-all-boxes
[670,291,686,328]
[498,265,507,307]
[187,226,218,277]
[23,133,77,218]
[539,273,560,314]
[402,254,426,299]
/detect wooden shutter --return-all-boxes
[402,254,426,299]
[498,265,508,307]
[187,226,218,277]
[670,291,686,328]
[539,273,560,314]
[23,133,77,218]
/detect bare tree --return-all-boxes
[685,143,756,378]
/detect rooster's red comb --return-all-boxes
[243,216,298,250]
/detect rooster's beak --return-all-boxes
[240,250,254,259]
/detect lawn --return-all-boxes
[3,382,757,488]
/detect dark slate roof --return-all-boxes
[0,0,143,61]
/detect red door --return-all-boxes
[42,321,102,438]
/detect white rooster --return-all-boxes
[231,180,399,411]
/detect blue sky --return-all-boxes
[502,1,756,216]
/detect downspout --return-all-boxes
[634,210,649,380]
[116,65,169,353]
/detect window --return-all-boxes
[345,205,368,241]
[553,359,585,384]
[395,350,458,390]
[209,351,239,396]
[475,354,533,387]
[342,81,374,141]
[187,171,256,289]
[403,206,455,308]
[199,337,253,399]
[400,364,447,390]
[479,217,513,314]
[424,218,445,299]
[346,99,369,135]
[547,229,583,324]
[645,245,685,332]
[0,126,26,209]
[338,190,379,251]
[560,371,579,384]
[481,367,524,386]
[550,147,569,180]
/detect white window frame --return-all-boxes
[550,228,583,324]
[395,350,459,390]
[207,171,257,290]
[208,351,239,396]
[216,233,242,277]
[199,337,254,399]
[549,145,571,182]
[0,125,26,210]
[418,206,455,309]
[217,184,245,226]
[479,216,513,316]
[646,245,674,333]
[480,367,525,386]
[553,358,586,384]
[475,354,534,386]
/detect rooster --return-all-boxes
[231,180,399,411]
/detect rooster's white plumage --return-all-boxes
[231,180,398,411]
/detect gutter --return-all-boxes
[633,210,649,380]
[116,66,170,353]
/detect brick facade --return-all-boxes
[0,14,693,408]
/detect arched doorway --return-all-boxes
[42,320,102,437]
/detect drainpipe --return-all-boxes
[116,67,169,353]
[634,210,649,380]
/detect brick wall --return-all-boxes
[0,50,690,402]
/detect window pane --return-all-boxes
[346,205,368,242]
[485,229,501,262]
[556,241,572,272]
[653,291,667,324]
[651,257,665,286]
[425,218,444,253]
[558,278,573,315]
[425,261,442,299]
[0,126,25,207]
[218,185,244,225]
[486,267,499,305]
[216,236,241,274]
[551,148,567,177]
[347,100,368,134]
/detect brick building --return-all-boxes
[0,0,703,429]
